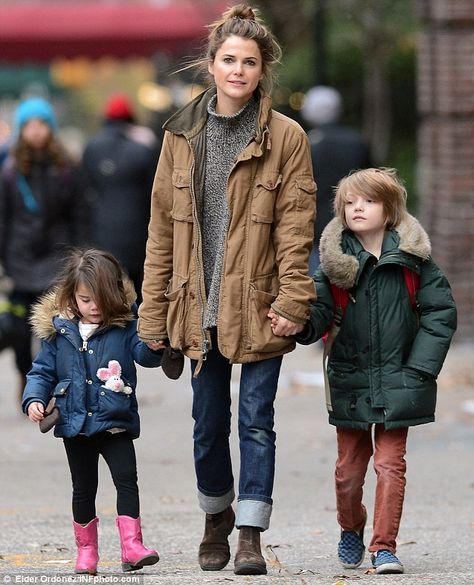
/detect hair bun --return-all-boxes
[225,3,256,22]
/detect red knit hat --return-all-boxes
[104,93,134,121]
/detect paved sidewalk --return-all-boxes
[0,342,473,584]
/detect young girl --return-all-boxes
[138,3,315,575]
[22,248,162,575]
[296,168,457,574]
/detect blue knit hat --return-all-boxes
[14,97,57,132]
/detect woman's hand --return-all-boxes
[267,309,304,336]
[146,340,167,351]
[27,402,45,422]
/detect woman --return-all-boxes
[0,97,87,406]
[138,3,316,575]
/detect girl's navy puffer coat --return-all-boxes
[22,283,162,439]
[297,215,457,430]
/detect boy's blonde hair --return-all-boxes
[333,167,408,229]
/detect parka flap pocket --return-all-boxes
[164,274,188,301]
[172,170,190,188]
[252,172,282,223]
[255,172,283,192]
[295,176,317,194]
[53,380,71,397]
[171,170,193,222]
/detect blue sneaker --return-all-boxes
[371,550,404,574]
[338,529,365,568]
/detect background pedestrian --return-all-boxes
[81,93,160,304]
[0,97,87,407]
[301,86,372,273]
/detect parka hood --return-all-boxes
[30,278,137,340]
[320,214,432,289]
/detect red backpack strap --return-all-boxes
[402,266,420,309]
[330,283,350,323]
[322,284,350,411]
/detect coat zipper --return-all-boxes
[187,138,210,376]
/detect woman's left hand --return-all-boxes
[267,309,304,337]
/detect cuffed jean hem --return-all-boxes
[236,499,272,531]
[198,487,235,514]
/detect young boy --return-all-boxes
[296,168,457,574]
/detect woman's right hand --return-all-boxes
[27,402,45,422]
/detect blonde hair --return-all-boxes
[55,248,132,327]
[333,168,408,229]
[190,3,281,94]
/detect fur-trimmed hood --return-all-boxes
[319,214,432,289]
[30,278,137,340]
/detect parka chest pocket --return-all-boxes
[97,385,133,422]
[251,172,282,223]
[171,170,193,222]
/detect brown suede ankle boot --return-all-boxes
[198,506,235,571]
[234,526,267,575]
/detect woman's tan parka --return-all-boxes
[138,89,316,364]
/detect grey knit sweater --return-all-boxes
[202,95,258,328]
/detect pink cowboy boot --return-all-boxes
[116,515,159,572]
[73,517,99,574]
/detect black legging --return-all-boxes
[9,290,38,376]
[63,432,139,524]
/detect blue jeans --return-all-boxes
[190,333,282,531]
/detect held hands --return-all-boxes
[267,309,304,337]
[27,402,45,422]
[146,340,167,351]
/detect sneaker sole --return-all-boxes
[339,556,365,569]
[375,562,404,574]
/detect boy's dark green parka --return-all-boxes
[297,214,457,430]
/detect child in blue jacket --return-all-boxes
[22,248,163,575]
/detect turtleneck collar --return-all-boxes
[207,94,258,122]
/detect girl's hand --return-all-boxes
[27,402,45,422]
[267,309,304,337]
[146,340,167,351]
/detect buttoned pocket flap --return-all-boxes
[171,170,193,221]
[53,380,71,397]
[252,172,282,223]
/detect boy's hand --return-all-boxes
[27,402,45,422]
[267,309,304,336]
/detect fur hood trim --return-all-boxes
[320,214,431,289]
[30,278,137,340]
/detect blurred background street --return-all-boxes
[0,342,473,583]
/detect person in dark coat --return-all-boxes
[0,97,87,405]
[301,86,373,273]
[81,93,160,303]
[295,168,456,575]
[22,248,162,575]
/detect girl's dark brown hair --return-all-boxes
[55,249,132,327]
[187,3,281,93]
